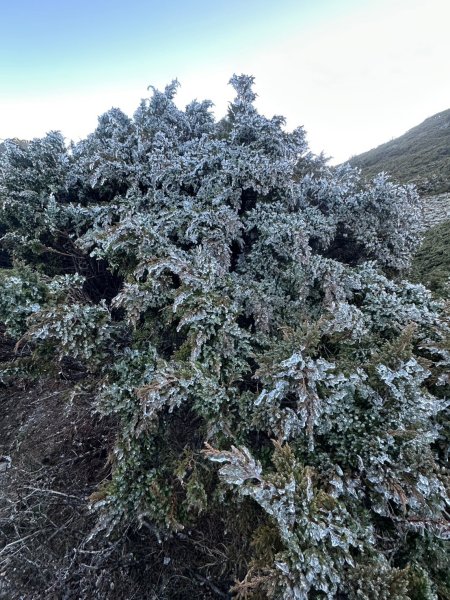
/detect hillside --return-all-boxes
[348,109,450,298]
[349,108,450,194]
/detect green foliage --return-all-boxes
[0,265,48,337]
[346,562,411,600]
[407,566,438,600]
[205,441,372,598]
[410,220,450,299]
[1,75,448,598]
[24,300,113,364]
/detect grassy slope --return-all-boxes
[349,108,450,194]
[410,220,450,298]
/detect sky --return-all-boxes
[0,0,449,163]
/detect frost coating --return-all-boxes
[0,75,448,598]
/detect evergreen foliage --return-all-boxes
[0,76,448,598]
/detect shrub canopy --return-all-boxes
[0,75,448,599]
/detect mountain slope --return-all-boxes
[349,109,450,298]
[349,108,450,194]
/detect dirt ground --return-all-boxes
[0,328,231,599]
[0,322,116,598]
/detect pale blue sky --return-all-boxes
[1,0,449,162]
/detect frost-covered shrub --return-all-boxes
[0,75,448,598]
[24,300,113,364]
[0,266,47,337]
